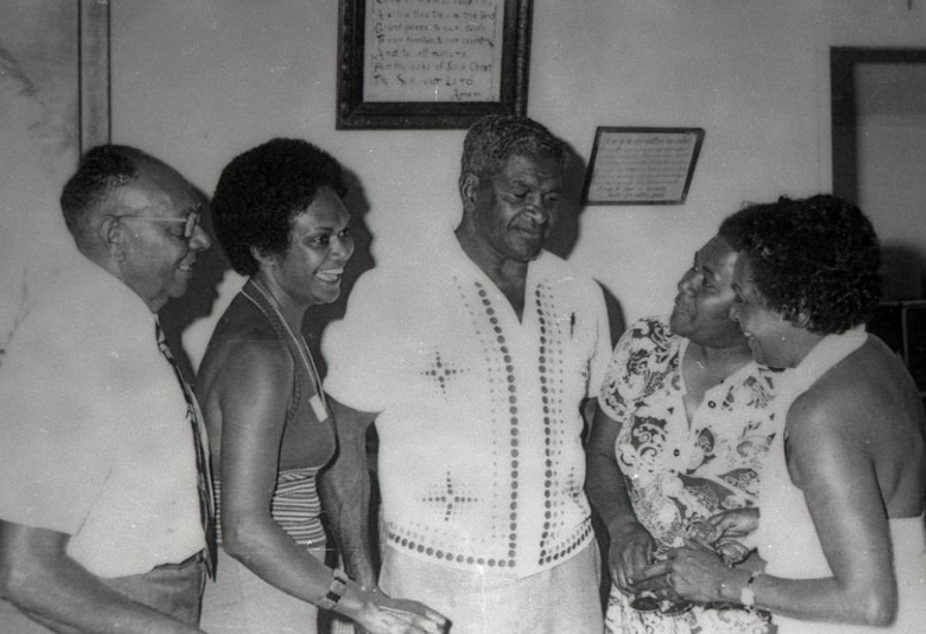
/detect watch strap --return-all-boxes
[740,570,761,607]
[318,569,349,611]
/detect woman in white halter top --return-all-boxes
[633,195,926,632]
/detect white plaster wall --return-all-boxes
[109,0,926,336]
[0,2,82,351]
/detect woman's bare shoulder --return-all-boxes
[199,312,292,393]
[787,337,925,512]
[798,338,914,412]
[787,339,922,459]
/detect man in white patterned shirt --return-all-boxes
[321,115,611,634]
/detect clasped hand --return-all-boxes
[614,508,758,603]
[631,539,731,604]
[355,592,449,634]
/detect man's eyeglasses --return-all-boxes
[119,209,202,240]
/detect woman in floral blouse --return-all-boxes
[586,212,783,634]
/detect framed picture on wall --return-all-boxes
[582,127,705,205]
[336,0,532,129]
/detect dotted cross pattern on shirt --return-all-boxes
[421,350,464,396]
[422,472,478,522]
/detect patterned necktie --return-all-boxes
[155,320,217,578]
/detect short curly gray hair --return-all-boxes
[460,115,565,179]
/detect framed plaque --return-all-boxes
[336,0,532,129]
[582,127,704,205]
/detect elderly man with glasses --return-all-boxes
[0,145,214,633]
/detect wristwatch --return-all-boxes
[318,569,349,611]
[740,570,761,607]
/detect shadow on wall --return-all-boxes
[159,185,228,383]
[546,142,625,347]
[302,167,375,377]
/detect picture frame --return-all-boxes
[830,46,926,205]
[582,127,705,205]
[336,0,532,129]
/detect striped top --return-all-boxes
[214,467,326,549]
[211,278,333,552]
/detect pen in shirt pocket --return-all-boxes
[570,312,575,338]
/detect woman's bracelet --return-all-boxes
[318,569,350,611]
[740,570,761,607]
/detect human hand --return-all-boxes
[709,507,759,560]
[632,540,734,604]
[353,592,449,634]
[608,522,656,594]
[685,518,721,549]
[714,537,752,565]
[709,507,758,542]
[685,514,752,565]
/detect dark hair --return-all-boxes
[717,202,765,253]
[460,115,566,180]
[60,144,151,246]
[724,194,882,334]
[212,138,348,276]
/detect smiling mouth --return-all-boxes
[315,269,344,284]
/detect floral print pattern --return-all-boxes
[599,318,782,634]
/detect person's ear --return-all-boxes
[250,245,278,268]
[459,173,481,212]
[99,214,127,261]
[793,310,812,329]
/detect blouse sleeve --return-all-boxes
[597,317,653,422]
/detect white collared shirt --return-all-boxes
[0,254,205,578]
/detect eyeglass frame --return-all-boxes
[117,207,203,240]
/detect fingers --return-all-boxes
[613,539,651,593]
[410,613,449,634]
[685,518,720,546]
[629,572,667,595]
[715,538,751,565]
[628,569,683,602]
[708,510,737,534]
[682,538,714,554]
[371,599,449,634]
[375,607,449,634]
[608,547,629,592]
[739,529,760,551]
[626,542,651,580]
[394,600,449,627]
[709,508,759,537]
[632,558,670,584]
[613,561,630,593]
